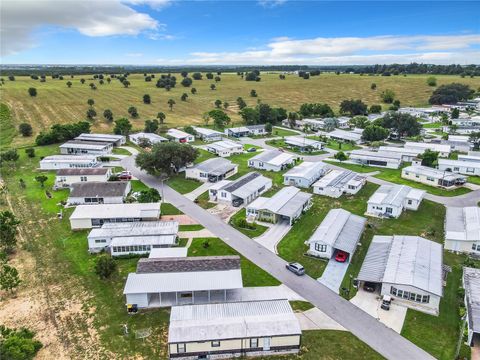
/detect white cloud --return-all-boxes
[1,0,172,56]
[257,0,287,8]
[125,52,144,57]
[179,34,480,65]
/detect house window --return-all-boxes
[405,172,409,175]
[315,243,327,252]
[221,192,227,198]
[211,341,220,347]
[94,239,106,243]
[454,167,460,171]
[250,338,258,348]
[467,168,475,173]
[81,176,87,182]
[472,244,480,252]
[386,207,393,214]
[426,177,434,182]
[390,287,397,296]
[422,295,430,303]
[407,200,413,205]
[177,343,186,353]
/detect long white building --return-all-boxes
[438,159,480,176]
[313,169,366,198]
[75,133,126,146]
[349,149,403,169]
[59,140,113,155]
[54,168,111,188]
[366,185,425,218]
[39,155,100,170]
[404,141,451,157]
[445,207,480,253]
[283,161,327,188]
[248,150,296,172]
[401,165,466,189]
[205,140,243,157]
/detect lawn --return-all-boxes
[161,202,183,215]
[324,159,387,173]
[468,176,480,185]
[289,301,315,312]
[308,136,361,151]
[195,190,216,209]
[266,139,328,155]
[229,208,269,238]
[166,173,202,194]
[193,148,216,164]
[422,122,443,128]
[187,237,280,287]
[178,224,205,231]
[112,147,132,155]
[130,179,150,192]
[3,74,479,148]
[0,102,16,148]
[270,127,299,137]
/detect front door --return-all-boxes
[263,337,271,351]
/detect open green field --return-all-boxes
[1,73,479,147]
[229,208,269,238]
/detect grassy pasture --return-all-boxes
[1,73,479,147]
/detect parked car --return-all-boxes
[117,171,132,180]
[381,295,391,311]
[232,198,244,207]
[363,282,376,292]
[286,262,305,276]
[335,250,348,263]
[247,147,257,152]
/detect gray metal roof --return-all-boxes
[308,208,366,254]
[194,158,237,176]
[206,140,243,152]
[284,161,326,179]
[358,235,443,297]
[328,129,362,142]
[285,136,323,148]
[192,127,223,136]
[59,140,111,150]
[277,192,312,218]
[136,256,241,273]
[69,181,129,197]
[250,149,294,165]
[129,132,167,143]
[219,172,271,199]
[402,165,466,181]
[313,169,364,190]
[88,221,178,239]
[246,124,266,130]
[75,133,125,143]
[56,168,109,176]
[168,299,301,343]
[350,149,403,161]
[248,186,312,218]
[368,184,424,207]
[464,267,480,333]
[445,207,480,242]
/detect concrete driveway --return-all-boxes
[296,307,346,331]
[253,220,291,253]
[350,289,407,334]
[318,257,350,294]
[184,181,214,201]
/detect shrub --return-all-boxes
[94,255,117,279]
[25,148,35,158]
[19,123,33,137]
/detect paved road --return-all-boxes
[121,156,435,360]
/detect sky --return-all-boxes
[1,0,479,65]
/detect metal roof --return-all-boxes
[402,165,466,181]
[70,202,160,219]
[194,158,237,176]
[206,140,243,152]
[168,299,301,343]
[167,128,192,139]
[308,208,366,254]
[439,158,480,169]
[69,181,129,198]
[227,126,250,133]
[88,221,178,239]
[404,141,451,154]
[358,235,443,297]
[464,267,480,333]
[41,155,98,162]
[110,235,177,247]
[328,129,362,142]
[285,136,323,148]
[350,149,403,161]
[59,140,111,150]
[136,256,240,273]
[219,172,271,199]
[378,146,423,157]
[75,133,125,143]
[313,169,365,190]
[149,247,188,258]
[445,207,480,242]
[248,186,312,218]
[368,184,425,207]
[459,153,480,163]
[123,269,243,294]
[284,161,326,179]
[129,132,167,143]
[192,127,223,136]
[56,168,109,176]
[246,125,266,130]
[250,150,295,166]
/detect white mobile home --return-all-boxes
[149,247,187,259]
[167,129,195,143]
[205,140,244,157]
[124,256,243,308]
[248,150,296,172]
[463,267,480,346]
[87,221,178,254]
[246,124,267,136]
[208,172,272,206]
[445,207,480,253]
[246,186,312,225]
[75,133,126,146]
[326,129,363,144]
[377,146,423,162]
[59,140,113,155]
[357,235,443,315]
[283,162,327,188]
[401,165,467,189]
[192,127,224,142]
[441,135,473,153]
[284,136,324,152]
[303,118,325,131]
[404,141,451,157]
[129,132,167,146]
[168,300,301,360]
[67,181,131,205]
[349,150,403,169]
[54,168,111,188]
[39,155,100,170]
[458,152,480,163]
[366,185,425,218]
[438,159,480,176]
[69,202,160,229]
[307,208,366,260]
[185,158,238,183]
[313,169,366,198]
[225,126,251,138]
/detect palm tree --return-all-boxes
[157,112,166,124]
[168,99,176,111]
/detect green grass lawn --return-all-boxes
[178,224,205,231]
[270,127,299,137]
[194,148,216,164]
[229,209,269,238]
[161,202,183,215]
[227,151,258,177]
[0,103,16,148]
[187,237,280,287]
[266,139,328,155]
[130,179,150,192]
[308,136,361,151]
[166,173,202,194]
[324,160,384,173]
[468,176,480,185]
[112,147,132,155]
[289,301,315,312]
[195,190,216,209]
[422,122,443,128]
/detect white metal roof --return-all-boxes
[41,155,98,162]
[445,207,480,242]
[149,247,188,258]
[378,146,423,157]
[328,129,362,142]
[193,157,237,175]
[167,128,192,139]
[285,136,323,148]
[217,172,272,199]
[358,235,443,297]
[168,299,301,343]
[313,169,365,190]
[368,184,425,207]
[459,152,480,163]
[402,165,466,181]
[283,161,326,179]
[227,126,250,133]
[59,141,111,150]
[71,203,160,220]
[129,132,167,143]
[247,186,312,218]
[88,221,178,239]
[193,127,223,136]
[464,267,480,333]
[111,235,177,247]
[438,158,480,169]
[404,141,451,154]
[123,269,243,294]
[250,150,295,166]
[75,133,125,143]
[307,208,366,254]
[206,140,243,152]
[349,149,403,161]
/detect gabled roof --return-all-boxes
[404,141,451,154]
[59,140,111,150]
[136,255,240,273]
[167,128,192,139]
[284,136,323,147]
[248,186,312,218]
[219,172,271,199]
[358,235,443,297]
[129,132,167,142]
[328,129,362,142]
[439,158,480,169]
[88,221,178,239]
[75,133,125,143]
[464,267,480,333]
[284,161,326,179]
[69,181,129,198]
[206,140,243,152]
[70,203,160,219]
[445,207,480,242]
[194,157,237,176]
[368,184,425,207]
[250,150,295,166]
[193,127,223,136]
[308,208,366,254]
[350,149,403,161]
[402,165,466,181]
[313,169,364,190]
[56,168,109,176]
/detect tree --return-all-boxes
[143,94,151,104]
[250,89,257,97]
[192,72,202,80]
[287,112,299,128]
[113,118,132,135]
[25,148,35,158]
[80,78,86,84]
[122,80,130,88]
[429,83,474,104]
[426,76,437,87]
[35,121,91,146]
[469,132,480,150]
[184,125,196,135]
[0,211,20,254]
[245,71,260,81]
[103,109,113,122]
[362,125,389,142]
[0,149,19,167]
[237,97,247,109]
[339,99,368,116]
[180,71,188,78]
[8,75,15,81]
[206,72,214,80]
[66,81,72,88]
[137,138,152,148]
[208,109,231,129]
[86,108,97,120]
[239,107,258,125]
[371,83,377,90]
[279,74,286,80]
[135,142,198,176]
[144,119,159,133]
[168,98,176,111]
[191,87,197,95]
[181,93,188,101]
[380,89,395,103]
[94,255,117,279]
[223,102,229,110]
[210,84,216,90]
[34,175,48,188]
[419,149,439,167]
[369,104,382,114]
[0,326,43,359]
[181,77,193,87]
[18,123,33,137]
[128,106,138,118]
[214,76,221,82]
[157,112,166,124]
[0,263,21,293]
[87,98,95,107]
[299,103,334,118]
[451,108,460,119]
[214,99,222,108]
[265,122,273,134]
[89,83,97,90]
[28,88,37,97]
[348,116,369,129]
[334,151,347,161]
[379,112,422,137]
